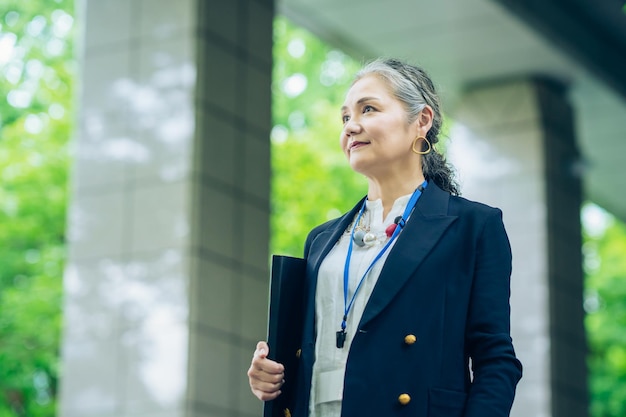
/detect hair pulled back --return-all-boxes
[354,58,460,196]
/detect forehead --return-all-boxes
[343,75,394,104]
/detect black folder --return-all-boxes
[264,255,307,417]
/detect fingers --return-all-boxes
[248,365,285,401]
[248,341,285,401]
[251,341,284,374]
[249,376,285,401]
[254,341,269,359]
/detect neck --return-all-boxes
[366,173,426,219]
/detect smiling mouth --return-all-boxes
[349,141,370,151]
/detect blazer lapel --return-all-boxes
[307,197,366,279]
[359,183,458,329]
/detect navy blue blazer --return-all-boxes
[293,182,522,417]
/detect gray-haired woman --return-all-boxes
[248,58,522,417]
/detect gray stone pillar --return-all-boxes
[449,77,588,417]
[60,1,274,417]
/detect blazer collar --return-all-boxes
[306,182,458,329]
[307,195,366,281]
[359,182,457,328]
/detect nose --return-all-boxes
[343,117,361,137]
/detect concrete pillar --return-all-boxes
[449,77,588,417]
[60,1,274,417]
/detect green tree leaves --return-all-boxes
[271,17,365,257]
[584,204,626,417]
[0,1,74,415]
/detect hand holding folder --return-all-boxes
[264,255,306,417]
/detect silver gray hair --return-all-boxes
[352,58,459,195]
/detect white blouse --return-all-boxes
[309,194,412,417]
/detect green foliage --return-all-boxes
[0,0,74,415]
[583,206,626,417]
[271,17,366,256]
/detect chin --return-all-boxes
[348,158,371,176]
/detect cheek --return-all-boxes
[339,132,348,152]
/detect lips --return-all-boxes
[349,141,370,151]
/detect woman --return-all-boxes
[248,58,522,417]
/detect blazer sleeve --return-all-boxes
[464,209,523,417]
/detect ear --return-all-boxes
[415,105,434,137]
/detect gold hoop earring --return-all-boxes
[412,136,432,155]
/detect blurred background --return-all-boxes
[1,1,626,417]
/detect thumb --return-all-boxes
[255,341,269,358]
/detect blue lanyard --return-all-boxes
[338,181,427,347]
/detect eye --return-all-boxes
[363,105,374,113]
[342,114,350,124]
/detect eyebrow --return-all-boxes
[341,97,381,112]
